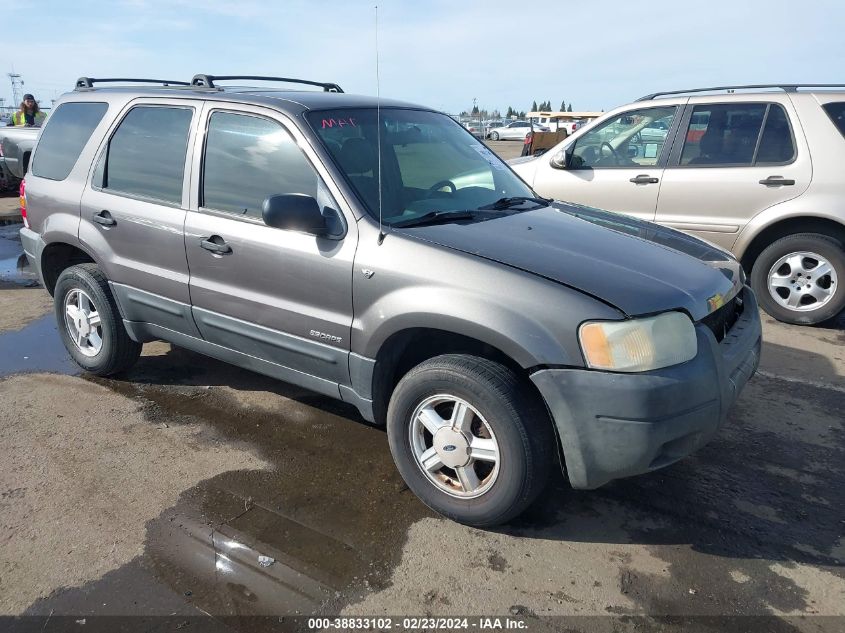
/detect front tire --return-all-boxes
[491,131,500,141]
[54,264,142,375]
[386,355,554,527]
[751,233,845,325]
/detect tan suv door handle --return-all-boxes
[200,236,232,255]
[630,174,659,184]
[759,176,795,186]
[92,210,116,227]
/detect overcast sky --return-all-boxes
[4,0,842,115]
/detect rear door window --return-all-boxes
[96,105,193,204]
[31,102,108,181]
[679,103,794,166]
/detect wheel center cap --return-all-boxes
[78,315,90,337]
[433,427,471,469]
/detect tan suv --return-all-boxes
[511,84,845,325]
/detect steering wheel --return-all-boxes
[426,180,457,198]
[599,141,622,164]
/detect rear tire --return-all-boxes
[54,264,141,375]
[386,354,554,527]
[750,233,845,325]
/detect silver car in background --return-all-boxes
[488,120,548,141]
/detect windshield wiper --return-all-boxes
[390,210,477,228]
[477,196,552,211]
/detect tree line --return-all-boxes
[460,98,575,119]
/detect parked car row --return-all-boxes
[510,84,845,325]
[458,119,555,141]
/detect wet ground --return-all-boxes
[0,219,843,633]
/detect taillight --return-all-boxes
[524,132,533,145]
[19,179,28,229]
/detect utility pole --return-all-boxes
[8,73,24,106]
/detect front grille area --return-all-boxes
[701,291,744,342]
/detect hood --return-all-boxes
[506,155,539,167]
[396,203,743,321]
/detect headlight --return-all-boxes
[579,312,697,372]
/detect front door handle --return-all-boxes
[629,174,659,184]
[200,236,232,255]
[759,176,795,186]
[92,210,116,227]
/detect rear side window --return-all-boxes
[679,103,794,166]
[756,105,795,164]
[201,111,318,220]
[823,102,845,139]
[31,102,108,181]
[97,106,193,204]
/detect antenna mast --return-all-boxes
[375,4,385,244]
[8,73,23,106]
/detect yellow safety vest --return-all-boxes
[11,110,46,126]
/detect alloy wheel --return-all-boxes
[409,394,500,499]
[64,288,103,357]
[767,251,838,312]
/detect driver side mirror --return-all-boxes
[262,194,329,237]
[550,149,569,170]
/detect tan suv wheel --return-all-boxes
[751,233,845,325]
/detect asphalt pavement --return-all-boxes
[0,145,842,632]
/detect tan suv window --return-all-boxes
[679,103,794,166]
[569,106,676,169]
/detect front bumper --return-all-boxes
[531,286,761,489]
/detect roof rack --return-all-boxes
[637,83,845,101]
[190,74,344,93]
[75,77,191,89]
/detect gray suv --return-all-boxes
[20,75,761,526]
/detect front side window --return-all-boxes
[569,106,676,168]
[307,108,535,226]
[98,106,193,204]
[202,112,320,221]
[679,103,794,166]
[32,102,108,181]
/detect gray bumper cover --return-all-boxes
[19,226,46,287]
[531,287,762,489]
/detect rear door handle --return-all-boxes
[759,176,795,186]
[630,174,659,184]
[200,236,232,255]
[92,210,116,227]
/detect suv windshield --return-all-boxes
[307,108,536,226]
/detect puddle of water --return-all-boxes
[0,222,37,286]
[12,349,432,619]
[126,378,431,617]
[0,314,78,377]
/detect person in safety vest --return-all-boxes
[7,94,46,127]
